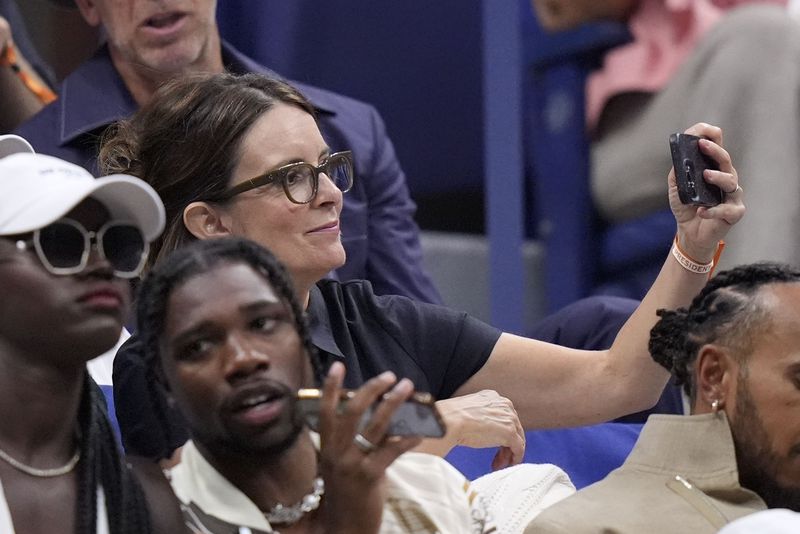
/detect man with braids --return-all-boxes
[0,139,185,533]
[527,262,800,533]
[136,236,570,533]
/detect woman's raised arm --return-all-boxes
[457,123,745,428]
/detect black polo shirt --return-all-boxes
[309,280,500,399]
[114,280,501,458]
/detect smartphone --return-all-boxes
[669,132,723,207]
[296,388,447,438]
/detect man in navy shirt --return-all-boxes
[15,0,442,304]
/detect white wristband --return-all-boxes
[672,241,714,275]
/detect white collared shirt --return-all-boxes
[169,436,574,534]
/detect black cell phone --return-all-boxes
[669,132,723,207]
[296,388,447,438]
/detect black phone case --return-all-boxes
[669,133,723,207]
[296,390,447,438]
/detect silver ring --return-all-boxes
[353,433,377,453]
[725,184,742,195]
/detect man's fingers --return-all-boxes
[358,378,414,445]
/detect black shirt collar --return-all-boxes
[307,284,345,361]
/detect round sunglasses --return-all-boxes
[13,218,149,279]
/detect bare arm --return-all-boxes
[0,17,51,132]
[455,123,745,428]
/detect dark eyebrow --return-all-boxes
[240,299,286,315]
[169,321,217,352]
[262,160,303,174]
[169,299,286,348]
[258,148,332,176]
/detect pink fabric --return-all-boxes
[712,0,786,7]
[585,0,788,132]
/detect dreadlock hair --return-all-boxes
[649,262,800,401]
[135,236,322,451]
[75,374,152,534]
[98,72,316,272]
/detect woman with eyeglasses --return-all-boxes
[0,147,185,533]
[101,72,745,469]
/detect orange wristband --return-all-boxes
[0,43,57,104]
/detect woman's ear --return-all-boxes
[183,201,233,240]
[695,344,736,413]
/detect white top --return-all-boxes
[170,437,574,533]
[719,509,800,534]
[86,328,130,387]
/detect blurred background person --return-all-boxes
[528,0,800,306]
[0,10,54,132]
[0,0,98,131]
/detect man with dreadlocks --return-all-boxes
[526,262,800,533]
[0,138,185,533]
[136,236,574,534]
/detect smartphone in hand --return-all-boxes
[297,388,447,438]
[670,132,723,207]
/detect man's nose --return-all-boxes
[81,239,114,278]
[224,335,270,382]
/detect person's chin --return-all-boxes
[137,41,204,73]
[67,325,124,364]
[331,250,347,270]
[226,418,304,457]
[74,306,125,333]
[315,246,347,271]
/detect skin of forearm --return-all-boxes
[0,56,48,131]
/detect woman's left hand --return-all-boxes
[417,390,525,471]
[669,122,745,262]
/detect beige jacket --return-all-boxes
[526,413,767,534]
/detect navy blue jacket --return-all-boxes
[16,41,442,304]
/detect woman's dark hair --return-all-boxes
[135,236,322,449]
[99,72,316,270]
[649,262,800,399]
[76,376,152,533]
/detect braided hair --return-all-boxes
[75,375,152,533]
[649,262,800,400]
[135,237,322,450]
